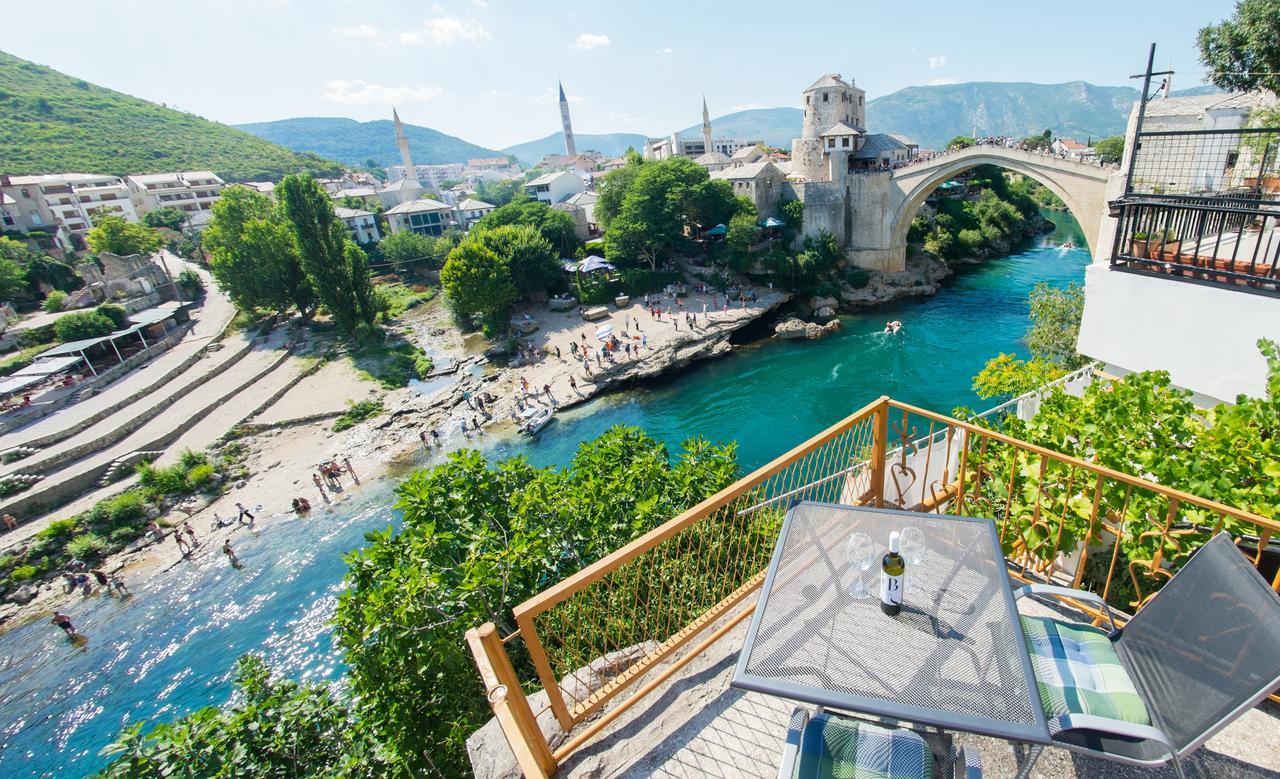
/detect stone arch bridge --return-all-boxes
[846,146,1116,272]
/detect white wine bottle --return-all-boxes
[880,531,904,616]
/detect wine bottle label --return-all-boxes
[880,572,902,605]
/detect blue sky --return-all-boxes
[1,0,1239,149]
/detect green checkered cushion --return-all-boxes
[1021,614,1151,725]
[793,713,932,779]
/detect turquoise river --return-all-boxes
[0,213,1088,777]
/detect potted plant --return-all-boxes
[1147,229,1180,260]
[1129,231,1152,258]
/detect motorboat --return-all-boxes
[521,405,554,435]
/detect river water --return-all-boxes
[0,213,1087,777]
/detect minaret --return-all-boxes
[559,81,577,157]
[393,108,420,186]
[702,96,713,155]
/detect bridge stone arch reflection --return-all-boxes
[858,147,1116,272]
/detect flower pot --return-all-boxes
[1148,240,1180,260]
[1128,239,1151,258]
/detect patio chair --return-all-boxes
[1014,532,1280,778]
[777,707,982,779]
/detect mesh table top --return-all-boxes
[732,502,1050,744]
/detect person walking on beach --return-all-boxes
[570,341,578,357]
[543,383,555,404]
[312,472,326,492]
[554,345,561,360]
[52,612,77,638]
[110,574,129,597]
[520,377,530,395]
[569,375,578,394]
[641,333,648,349]
[222,539,241,569]
[342,457,356,482]
[430,428,440,446]
[92,569,109,589]
[183,521,199,549]
[236,502,255,527]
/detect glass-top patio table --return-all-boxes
[732,501,1052,749]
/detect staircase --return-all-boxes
[97,450,163,487]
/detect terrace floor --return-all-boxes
[554,598,1280,779]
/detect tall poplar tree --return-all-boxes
[277,173,377,334]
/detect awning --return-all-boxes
[704,223,727,236]
[128,302,183,328]
[578,256,616,273]
[37,322,151,358]
[595,325,614,340]
[12,355,84,377]
[0,374,46,398]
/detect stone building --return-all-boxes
[79,252,176,303]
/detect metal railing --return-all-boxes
[467,396,1280,777]
[1109,195,1280,295]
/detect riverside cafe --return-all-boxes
[0,303,187,411]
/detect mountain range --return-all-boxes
[0,50,341,182]
[235,117,504,169]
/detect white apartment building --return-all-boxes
[454,198,496,230]
[524,171,584,205]
[4,173,139,249]
[387,163,466,189]
[710,137,765,156]
[125,171,225,217]
[333,207,382,244]
[385,199,458,237]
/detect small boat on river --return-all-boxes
[521,405,554,435]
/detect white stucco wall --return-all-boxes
[1077,264,1280,403]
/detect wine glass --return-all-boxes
[900,526,926,594]
[845,532,874,600]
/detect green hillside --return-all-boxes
[236,117,503,168]
[0,50,342,181]
[502,132,648,166]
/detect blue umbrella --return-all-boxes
[760,217,785,228]
[704,223,727,236]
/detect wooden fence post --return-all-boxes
[869,397,890,507]
[466,623,558,778]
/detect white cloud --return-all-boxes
[928,78,957,86]
[654,47,674,55]
[322,79,445,105]
[336,23,379,39]
[571,33,611,50]
[400,16,490,45]
[927,55,947,69]
[609,111,641,125]
[731,102,763,112]
[470,0,489,6]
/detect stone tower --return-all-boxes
[793,73,867,181]
[559,81,577,157]
[393,107,420,186]
[702,96,713,154]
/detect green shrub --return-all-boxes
[54,310,116,342]
[42,290,67,312]
[136,462,187,496]
[185,463,215,490]
[0,479,29,497]
[65,532,108,560]
[9,564,37,582]
[95,303,129,329]
[36,516,79,542]
[108,527,139,547]
[177,268,205,300]
[333,399,383,432]
[845,268,871,289]
[177,449,209,471]
[105,491,147,525]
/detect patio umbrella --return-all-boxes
[759,217,785,228]
[704,223,728,237]
[561,259,580,272]
[595,324,613,340]
[578,255,616,273]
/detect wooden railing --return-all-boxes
[467,396,1280,777]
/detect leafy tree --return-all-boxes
[725,211,762,262]
[474,178,526,207]
[1094,135,1125,165]
[1025,282,1086,368]
[947,136,975,149]
[603,157,737,270]
[95,655,391,778]
[333,427,739,776]
[593,151,644,228]
[278,174,378,334]
[780,199,805,233]
[1197,0,1280,95]
[377,231,434,273]
[141,207,187,232]
[972,189,1024,242]
[176,268,204,300]
[204,187,316,318]
[54,310,115,341]
[922,226,954,258]
[1022,129,1053,151]
[972,353,1067,400]
[0,253,28,301]
[469,224,560,297]
[85,215,161,256]
[475,197,579,257]
[440,241,516,334]
[43,290,67,312]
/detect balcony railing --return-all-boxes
[467,396,1280,777]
